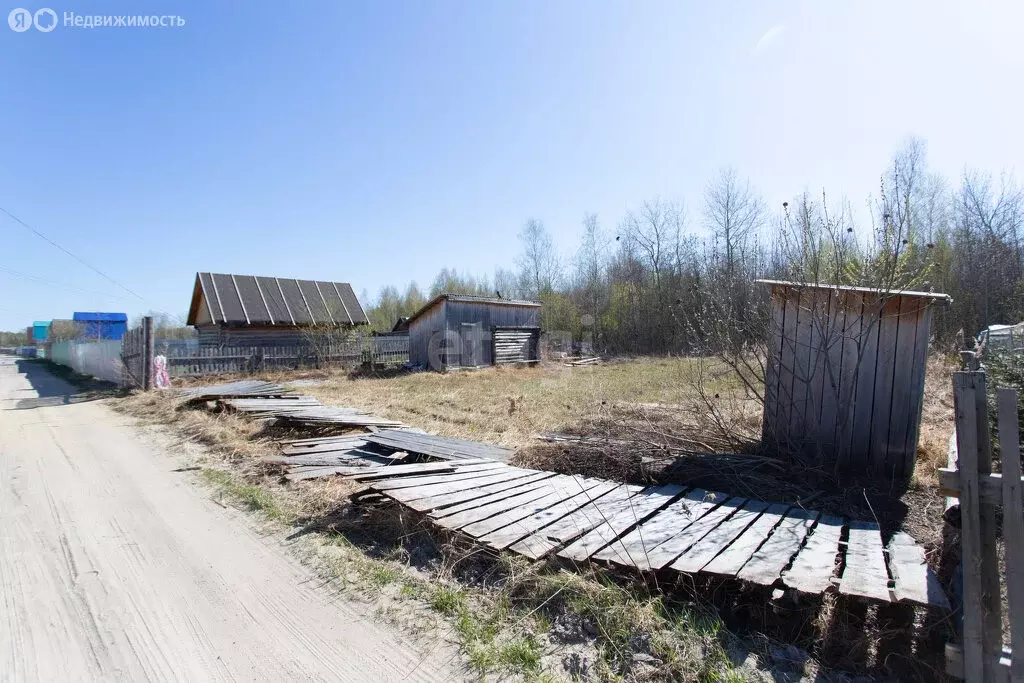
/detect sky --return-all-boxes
[1,0,1022,330]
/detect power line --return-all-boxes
[0,265,132,301]
[0,205,146,301]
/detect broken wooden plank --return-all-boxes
[781,514,843,594]
[347,462,463,481]
[669,499,766,574]
[737,508,819,585]
[398,471,553,510]
[508,485,644,559]
[593,488,718,569]
[838,520,893,602]
[432,483,563,530]
[556,485,685,562]
[479,481,620,550]
[702,503,789,577]
[428,474,557,518]
[887,532,949,609]
[644,497,747,571]
[460,476,599,539]
[368,463,508,491]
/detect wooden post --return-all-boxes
[142,316,154,391]
[998,388,1024,683]
[951,371,1003,681]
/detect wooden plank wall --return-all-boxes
[762,285,936,479]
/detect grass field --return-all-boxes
[293,357,761,450]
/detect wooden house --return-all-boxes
[407,294,541,371]
[758,280,950,481]
[186,272,368,346]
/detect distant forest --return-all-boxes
[364,137,1024,354]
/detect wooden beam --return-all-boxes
[946,643,1011,682]
[938,468,1018,504]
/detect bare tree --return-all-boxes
[704,167,765,275]
[516,219,560,298]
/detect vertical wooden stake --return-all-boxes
[998,388,1024,683]
[143,316,154,391]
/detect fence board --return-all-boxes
[997,389,1024,683]
[953,372,991,681]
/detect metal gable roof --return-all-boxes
[186,272,368,326]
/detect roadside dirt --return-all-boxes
[0,358,459,682]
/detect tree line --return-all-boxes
[363,137,1023,354]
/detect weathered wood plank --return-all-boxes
[775,287,800,454]
[763,288,786,447]
[388,468,542,504]
[997,388,1024,683]
[399,471,553,510]
[838,520,892,602]
[737,507,819,585]
[788,289,813,454]
[428,474,558,518]
[432,482,564,530]
[834,290,863,471]
[885,297,921,478]
[869,296,901,477]
[849,293,882,471]
[900,305,933,478]
[703,503,789,577]
[781,514,843,594]
[556,485,685,562]
[348,462,463,481]
[802,289,830,464]
[953,372,987,679]
[369,463,508,491]
[461,476,600,539]
[479,481,620,550]
[648,497,749,571]
[508,485,644,560]
[886,532,949,609]
[594,489,723,570]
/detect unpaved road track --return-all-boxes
[0,358,457,682]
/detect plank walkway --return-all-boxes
[355,461,948,607]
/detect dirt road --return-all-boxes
[0,358,457,682]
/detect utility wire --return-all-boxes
[0,205,146,301]
[0,265,132,301]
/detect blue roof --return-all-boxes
[72,312,128,322]
[32,320,51,328]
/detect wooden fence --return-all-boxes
[941,370,1023,680]
[158,334,409,377]
[121,316,153,389]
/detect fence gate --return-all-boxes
[121,316,153,389]
[942,370,1024,681]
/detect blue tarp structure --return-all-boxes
[72,312,128,340]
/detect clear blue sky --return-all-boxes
[1,0,1021,330]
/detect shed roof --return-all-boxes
[72,312,127,322]
[755,279,951,302]
[406,293,542,326]
[186,272,368,327]
[32,320,52,327]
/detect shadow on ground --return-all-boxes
[10,359,124,409]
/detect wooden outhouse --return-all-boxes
[758,280,950,480]
[407,294,541,371]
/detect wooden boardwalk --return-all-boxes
[346,460,948,608]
